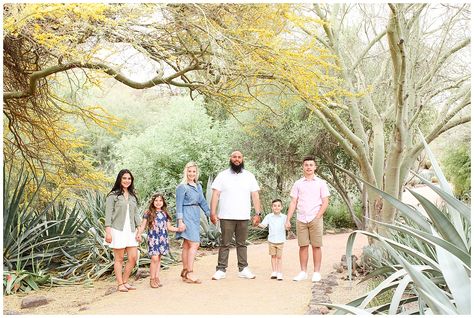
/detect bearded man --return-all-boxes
[210,150,262,280]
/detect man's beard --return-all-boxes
[229,160,244,173]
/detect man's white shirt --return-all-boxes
[212,168,260,220]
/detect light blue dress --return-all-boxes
[175,183,210,242]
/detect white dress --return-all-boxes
[105,204,138,249]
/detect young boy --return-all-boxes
[256,199,287,280]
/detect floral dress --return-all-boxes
[144,210,170,256]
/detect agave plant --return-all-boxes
[322,134,471,314]
[3,165,179,294]
[199,176,221,248]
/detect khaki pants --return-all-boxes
[296,217,323,247]
[268,242,284,257]
[216,219,249,272]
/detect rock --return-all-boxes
[3,310,21,315]
[326,229,336,234]
[312,289,323,296]
[313,294,331,303]
[104,286,117,296]
[306,305,321,315]
[319,306,330,314]
[21,296,48,309]
[326,279,339,286]
[135,268,150,280]
[327,274,338,280]
[79,306,90,311]
[324,286,333,293]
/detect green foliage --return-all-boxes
[113,95,234,203]
[3,270,51,295]
[325,137,471,314]
[442,143,471,199]
[199,212,221,248]
[323,201,359,229]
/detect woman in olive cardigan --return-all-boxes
[105,169,141,292]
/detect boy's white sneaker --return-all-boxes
[277,273,283,281]
[212,270,226,280]
[293,271,308,281]
[238,267,256,279]
[270,272,278,279]
[312,272,322,282]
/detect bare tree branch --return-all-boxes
[4,61,204,100]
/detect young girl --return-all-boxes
[136,193,181,288]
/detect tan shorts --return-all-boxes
[268,242,284,257]
[296,217,323,247]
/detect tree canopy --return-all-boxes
[3,3,470,231]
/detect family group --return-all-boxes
[104,151,330,292]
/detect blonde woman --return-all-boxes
[175,162,210,284]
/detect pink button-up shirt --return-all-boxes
[290,175,330,223]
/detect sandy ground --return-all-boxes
[3,232,368,315]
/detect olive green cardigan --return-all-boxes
[105,193,141,231]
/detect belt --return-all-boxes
[183,204,199,206]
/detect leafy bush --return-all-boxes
[323,135,471,314]
[323,201,359,230]
[442,143,471,200]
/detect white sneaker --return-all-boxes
[276,273,283,281]
[238,267,256,279]
[293,271,308,281]
[212,270,226,280]
[312,272,321,282]
[270,272,277,279]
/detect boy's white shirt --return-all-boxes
[260,213,287,244]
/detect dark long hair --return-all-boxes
[146,193,171,229]
[108,169,138,203]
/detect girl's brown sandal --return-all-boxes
[185,270,202,284]
[150,278,159,288]
[180,268,188,281]
[117,283,129,292]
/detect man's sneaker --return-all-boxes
[276,273,283,281]
[312,272,321,282]
[293,271,308,281]
[212,270,226,280]
[238,267,256,279]
[270,272,277,279]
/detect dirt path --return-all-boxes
[3,232,367,315]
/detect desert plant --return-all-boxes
[322,134,470,314]
[199,211,221,248]
[3,166,179,294]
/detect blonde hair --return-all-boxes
[181,161,200,184]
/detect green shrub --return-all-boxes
[324,202,357,229]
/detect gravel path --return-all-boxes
[3,232,368,315]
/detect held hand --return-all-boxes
[177,223,186,232]
[251,215,261,226]
[135,232,142,242]
[210,213,218,225]
[285,221,291,230]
